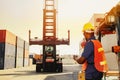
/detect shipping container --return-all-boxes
[0,57,4,69]
[16,47,24,58]
[4,56,15,69]
[5,43,16,57]
[105,52,118,71]
[24,50,29,58]
[15,36,27,68]
[24,41,29,50]
[0,30,30,69]
[16,37,24,48]
[15,47,24,68]
[0,42,16,69]
[0,30,16,45]
[23,58,29,67]
[101,34,117,52]
[15,57,23,68]
[23,41,29,67]
[0,43,5,57]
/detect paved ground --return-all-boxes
[0,65,80,80]
[0,65,119,80]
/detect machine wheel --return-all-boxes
[36,64,42,72]
[57,63,63,72]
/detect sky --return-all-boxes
[0,0,119,55]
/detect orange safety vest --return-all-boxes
[82,40,108,72]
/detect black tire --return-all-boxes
[57,63,63,72]
[36,64,42,72]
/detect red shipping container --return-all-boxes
[0,30,16,45]
[0,30,6,42]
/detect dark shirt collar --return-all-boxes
[87,36,96,41]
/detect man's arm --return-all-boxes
[73,55,86,64]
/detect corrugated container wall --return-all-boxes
[101,34,117,52]
[0,43,4,69]
[0,30,16,69]
[15,37,24,68]
[23,41,29,67]
[4,43,16,69]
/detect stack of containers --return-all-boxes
[23,41,29,67]
[15,37,24,68]
[0,30,16,69]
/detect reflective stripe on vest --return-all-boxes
[82,40,108,72]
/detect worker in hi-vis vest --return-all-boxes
[73,22,108,80]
